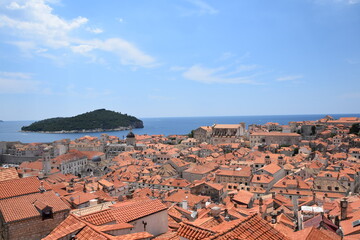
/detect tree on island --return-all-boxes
[21,109,143,132]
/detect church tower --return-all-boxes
[42,147,51,176]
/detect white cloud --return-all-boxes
[70,38,157,67]
[276,75,303,82]
[86,27,103,34]
[0,71,31,79]
[97,38,156,67]
[183,65,259,84]
[71,44,95,54]
[0,71,39,93]
[187,0,218,15]
[218,52,235,61]
[0,0,157,68]
[0,0,88,48]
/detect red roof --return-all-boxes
[205,214,288,240]
[0,167,19,181]
[0,191,70,223]
[81,199,167,225]
[0,176,52,200]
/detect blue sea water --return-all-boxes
[0,114,359,143]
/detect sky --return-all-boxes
[0,0,359,121]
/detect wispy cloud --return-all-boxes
[276,75,303,82]
[86,27,103,34]
[179,0,218,16]
[182,64,260,84]
[0,0,157,68]
[0,71,39,93]
[218,52,235,61]
[187,0,218,15]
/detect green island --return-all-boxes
[21,109,143,133]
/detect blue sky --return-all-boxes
[0,0,359,120]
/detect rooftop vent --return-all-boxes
[353,219,360,228]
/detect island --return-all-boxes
[21,109,143,133]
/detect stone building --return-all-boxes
[193,126,212,143]
[211,123,246,144]
[193,123,246,145]
[249,132,301,148]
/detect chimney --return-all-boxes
[340,198,348,220]
[182,196,188,210]
[211,206,221,217]
[39,181,46,193]
[272,192,276,199]
[259,197,264,215]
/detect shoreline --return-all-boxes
[20,126,142,134]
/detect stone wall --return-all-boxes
[4,210,69,240]
[0,154,39,165]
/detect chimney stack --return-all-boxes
[340,198,348,220]
[182,196,188,210]
[211,206,221,217]
[39,181,46,193]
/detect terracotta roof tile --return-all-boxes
[0,167,19,181]
[0,176,52,199]
[112,199,167,223]
[81,199,167,225]
[177,221,215,240]
[205,214,288,240]
[43,214,86,240]
[114,231,153,240]
[75,226,109,240]
[0,191,70,223]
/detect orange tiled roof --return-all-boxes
[81,199,167,225]
[0,176,52,200]
[0,191,70,223]
[75,226,108,240]
[177,221,215,240]
[43,214,86,240]
[290,226,341,240]
[115,231,153,240]
[0,167,19,181]
[81,209,115,225]
[205,214,288,240]
[112,199,167,223]
[259,163,282,175]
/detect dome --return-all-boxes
[126,131,135,138]
[92,156,101,163]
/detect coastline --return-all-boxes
[20,126,137,134]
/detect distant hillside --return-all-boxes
[21,109,143,132]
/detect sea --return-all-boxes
[1,114,359,143]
